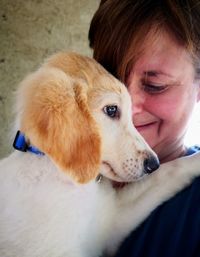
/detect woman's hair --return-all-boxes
[88,0,200,82]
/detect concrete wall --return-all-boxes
[0,0,99,158]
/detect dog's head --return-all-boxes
[16,52,159,184]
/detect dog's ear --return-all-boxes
[19,68,101,184]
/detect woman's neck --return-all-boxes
[159,144,187,163]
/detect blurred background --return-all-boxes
[0,0,99,158]
[0,0,199,159]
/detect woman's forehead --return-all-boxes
[129,28,194,75]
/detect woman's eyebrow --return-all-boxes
[143,70,181,86]
[143,70,173,78]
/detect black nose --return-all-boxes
[143,156,160,174]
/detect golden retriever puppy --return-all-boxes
[0,52,199,257]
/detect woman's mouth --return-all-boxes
[135,121,157,132]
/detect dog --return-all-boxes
[0,52,200,257]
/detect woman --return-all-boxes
[89,0,200,256]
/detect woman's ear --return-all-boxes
[19,67,101,184]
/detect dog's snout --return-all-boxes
[143,156,160,174]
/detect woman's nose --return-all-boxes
[129,86,146,115]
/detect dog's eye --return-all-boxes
[103,105,120,119]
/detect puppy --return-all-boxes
[0,52,199,257]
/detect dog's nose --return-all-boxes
[143,156,160,174]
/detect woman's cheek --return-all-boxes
[145,94,180,121]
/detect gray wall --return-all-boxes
[0,0,99,158]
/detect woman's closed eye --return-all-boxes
[142,82,168,94]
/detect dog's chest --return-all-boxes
[0,159,116,256]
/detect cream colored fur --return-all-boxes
[0,52,200,257]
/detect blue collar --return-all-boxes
[13,131,44,156]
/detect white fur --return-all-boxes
[0,52,200,257]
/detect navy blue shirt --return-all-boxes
[115,146,200,257]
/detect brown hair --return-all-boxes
[88,0,200,82]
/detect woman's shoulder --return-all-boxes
[185,144,200,187]
[148,144,200,223]
[115,145,200,257]
[185,144,200,155]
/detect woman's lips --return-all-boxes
[135,121,157,132]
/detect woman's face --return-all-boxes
[127,29,200,162]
